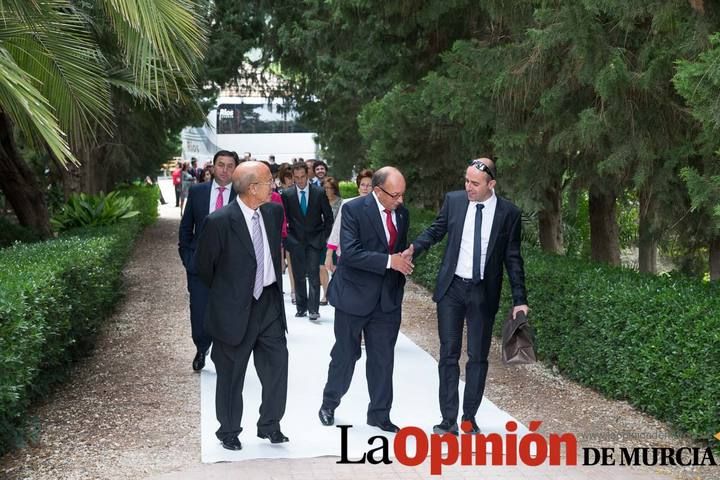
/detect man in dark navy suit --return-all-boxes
[407,157,528,435]
[281,162,333,320]
[178,150,238,371]
[318,167,414,433]
[194,161,288,450]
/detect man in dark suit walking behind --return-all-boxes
[179,150,238,371]
[194,161,289,451]
[281,162,333,320]
[318,167,414,433]
[406,158,528,435]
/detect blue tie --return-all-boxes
[300,190,307,216]
[472,204,484,283]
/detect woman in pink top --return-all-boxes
[324,169,373,272]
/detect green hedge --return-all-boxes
[116,183,160,226]
[0,185,157,454]
[339,181,358,199]
[407,207,720,445]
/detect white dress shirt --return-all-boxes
[455,192,497,280]
[237,197,277,287]
[208,180,232,214]
[372,192,397,269]
[296,184,309,207]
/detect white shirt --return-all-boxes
[236,197,277,287]
[372,192,397,269]
[455,192,497,280]
[208,180,232,214]
[296,184,309,207]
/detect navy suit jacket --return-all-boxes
[194,201,286,345]
[327,194,409,316]
[412,190,527,316]
[281,184,333,250]
[178,182,236,273]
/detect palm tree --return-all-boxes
[0,0,207,236]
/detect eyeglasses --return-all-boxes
[470,159,495,180]
[377,185,404,200]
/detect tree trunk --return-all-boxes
[710,236,720,282]
[638,188,657,274]
[0,111,53,237]
[538,183,563,254]
[588,185,620,266]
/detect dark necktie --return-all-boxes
[300,190,307,216]
[384,209,397,253]
[472,204,484,283]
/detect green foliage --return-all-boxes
[409,207,720,444]
[0,217,42,248]
[339,181,358,200]
[0,218,141,454]
[50,191,139,232]
[115,184,160,227]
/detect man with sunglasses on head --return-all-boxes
[404,157,528,436]
[318,167,413,433]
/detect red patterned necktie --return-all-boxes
[215,186,226,211]
[384,209,397,253]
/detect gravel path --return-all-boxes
[0,205,714,479]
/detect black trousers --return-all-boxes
[321,303,401,423]
[436,276,495,423]
[290,243,321,314]
[211,284,288,440]
[186,271,211,354]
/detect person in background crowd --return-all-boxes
[324,169,374,272]
[281,162,333,321]
[305,159,317,185]
[172,161,182,207]
[312,161,328,186]
[178,151,238,372]
[203,169,213,183]
[180,163,195,214]
[319,176,342,305]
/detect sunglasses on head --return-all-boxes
[470,159,495,180]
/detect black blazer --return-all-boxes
[327,194,409,316]
[281,184,333,250]
[412,190,527,316]
[178,181,236,272]
[194,200,286,346]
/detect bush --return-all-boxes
[339,181,358,199]
[0,218,141,454]
[50,191,139,232]
[407,207,720,446]
[0,217,42,248]
[116,183,160,226]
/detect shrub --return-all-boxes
[339,181,358,199]
[407,206,720,446]
[50,191,139,232]
[115,183,160,226]
[0,218,141,454]
[0,217,42,248]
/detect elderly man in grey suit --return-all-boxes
[194,161,289,451]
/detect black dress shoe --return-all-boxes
[192,351,206,371]
[309,312,320,321]
[433,419,459,435]
[367,419,400,433]
[221,436,242,450]
[258,430,289,443]
[318,407,335,426]
[461,417,481,434]
[295,310,307,317]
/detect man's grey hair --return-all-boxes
[233,170,258,194]
[372,169,390,188]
